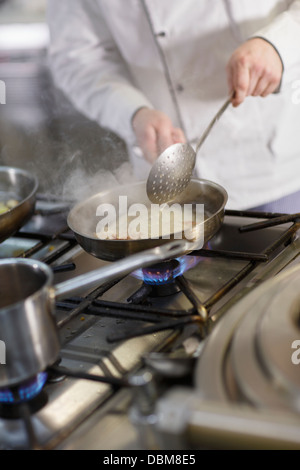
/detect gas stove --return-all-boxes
[0,198,300,450]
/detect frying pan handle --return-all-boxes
[54,239,198,301]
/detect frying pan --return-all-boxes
[0,166,38,243]
[67,179,228,261]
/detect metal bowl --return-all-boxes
[0,166,39,243]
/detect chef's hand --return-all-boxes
[132,108,186,164]
[226,38,283,107]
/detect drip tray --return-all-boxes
[0,237,39,258]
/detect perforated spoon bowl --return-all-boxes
[146,96,232,204]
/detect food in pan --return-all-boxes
[95,201,204,240]
[0,199,19,215]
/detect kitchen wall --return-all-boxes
[0,0,128,196]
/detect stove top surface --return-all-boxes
[1,205,300,450]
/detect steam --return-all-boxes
[62,161,138,203]
[0,68,138,204]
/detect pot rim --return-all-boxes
[0,258,54,313]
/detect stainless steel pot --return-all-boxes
[0,260,57,388]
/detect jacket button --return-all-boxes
[156,31,166,37]
[176,84,184,92]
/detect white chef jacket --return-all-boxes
[47,0,300,210]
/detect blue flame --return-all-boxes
[0,372,48,404]
[132,256,201,285]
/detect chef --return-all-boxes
[47,0,300,212]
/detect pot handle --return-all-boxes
[54,239,199,301]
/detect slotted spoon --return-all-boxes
[146,96,232,204]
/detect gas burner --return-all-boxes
[0,372,48,405]
[128,257,197,298]
[148,281,180,297]
[0,392,48,420]
[142,259,181,285]
[131,256,201,297]
[0,373,48,421]
[132,256,201,286]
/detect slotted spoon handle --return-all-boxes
[195,96,232,154]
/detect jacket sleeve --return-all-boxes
[46,0,153,145]
[251,0,300,87]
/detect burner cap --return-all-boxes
[142,259,180,285]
